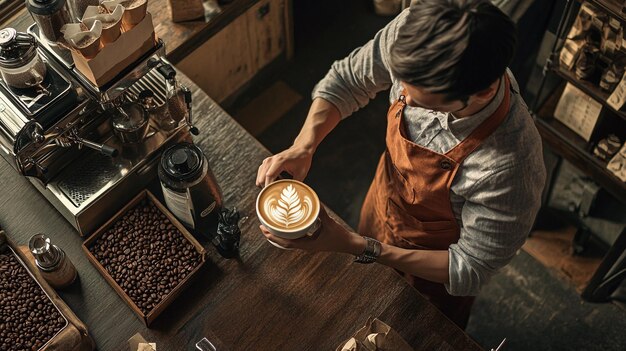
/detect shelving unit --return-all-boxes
[535,85,626,203]
[532,0,626,303]
[552,63,626,121]
[575,0,626,24]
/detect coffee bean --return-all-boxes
[0,253,65,351]
[90,197,202,314]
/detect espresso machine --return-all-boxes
[0,24,198,235]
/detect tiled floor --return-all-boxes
[226,1,626,349]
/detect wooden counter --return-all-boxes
[0,73,483,351]
[2,10,482,351]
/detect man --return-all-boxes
[256,0,546,328]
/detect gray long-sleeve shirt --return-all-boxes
[312,9,546,296]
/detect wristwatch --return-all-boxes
[354,236,382,264]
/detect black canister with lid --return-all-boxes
[159,143,223,238]
[26,0,71,43]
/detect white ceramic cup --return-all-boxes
[256,179,321,248]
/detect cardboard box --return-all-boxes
[71,12,157,87]
[82,190,207,327]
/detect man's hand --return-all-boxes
[259,206,366,255]
[256,146,314,187]
[255,98,342,188]
[260,207,450,285]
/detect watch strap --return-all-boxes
[354,236,381,264]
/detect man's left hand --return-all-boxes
[259,206,365,255]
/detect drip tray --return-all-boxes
[57,153,122,208]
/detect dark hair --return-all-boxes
[389,0,516,101]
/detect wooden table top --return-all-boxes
[0,75,483,350]
[2,9,483,351]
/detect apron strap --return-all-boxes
[445,74,511,163]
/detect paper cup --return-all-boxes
[61,21,103,58]
[102,0,148,29]
[83,5,124,44]
[122,0,148,27]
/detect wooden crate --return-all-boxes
[82,189,207,327]
[0,232,94,351]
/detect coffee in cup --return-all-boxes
[256,179,321,240]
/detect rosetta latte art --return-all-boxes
[264,184,313,228]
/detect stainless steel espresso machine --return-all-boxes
[0,25,198,235]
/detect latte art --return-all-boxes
[264,184,313,228]
[257,180,320,234]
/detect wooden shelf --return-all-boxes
[577,0,626,24]
[9,0,268,64]
[552,64,626,121]
[536,86,626,204]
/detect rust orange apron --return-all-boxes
[358,76,511,328]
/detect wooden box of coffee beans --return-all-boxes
[0,231,94,351]
[82,190,206,327]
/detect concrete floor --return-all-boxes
[226,1,626,349]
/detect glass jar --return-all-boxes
[26,0,72,43]
[0,28,48,89]
[166,77,187,124]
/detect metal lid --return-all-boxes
[111,103,147,132]
[29,233,61,270]
[160,143,204,182]
[0,28,17,46]
[26,0,68,16]
[0,28,38,69]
